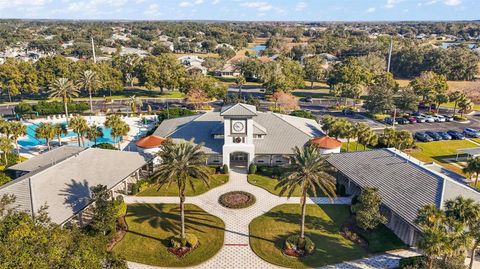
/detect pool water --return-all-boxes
[251,44,266,56]
[19,122,118,148]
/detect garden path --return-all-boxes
[124,168,417,269]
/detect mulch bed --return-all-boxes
[218,191,256,209]
[107,216,128,251]
[168,247,193,258]
[340,217,369,250]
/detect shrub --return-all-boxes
[399,256,425,268]
[15,102,34,115]
[131,179,150,195]
[453,115,468,122]
[257,166,284,178]
[32,101,89,115]
[248,163,257,174]
[92,143,118,150]
[0,173,11,186]
[370,113,390,121]
[114,196,127,218]
[329,105,355,111]
[336,183,346,196]
[0,153,19,168]
[207,165,222,174]
[170,233,199,248]
[290,110,316,120]
[284,234,315,255]
[222,164,228,174]
[157,108,195,123]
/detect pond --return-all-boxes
[251,44,266,56]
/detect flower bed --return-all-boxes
[218,191,256,209]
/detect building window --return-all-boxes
[254,134,264,139]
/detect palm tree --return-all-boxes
[85,124,104,146]
[53,123,68,146]
[235,76,246,97]
[382,128,396,148]
[343,124,357,152]
[445,197,480,269]
[275,145,336,241]
[105,115,129,149]
[0,137,13,166]
[458,96,473,117]
[77,70,98,114]
[463,157,480,188]
[34,123,55,150]
[48,77,80,124]
[69,116,88,147]
[150,140,210,240]
[8,121,26,156]
[354,123,371,150]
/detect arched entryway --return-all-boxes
[230,152,249,168]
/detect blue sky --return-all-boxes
[0,0,478,21]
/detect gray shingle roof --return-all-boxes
[0,148,147,224]
[327,149,444,227]
[152,111,324,155]
[220,103,257,117]
[9,146,85,173]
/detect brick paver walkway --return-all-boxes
[124,168,418,269]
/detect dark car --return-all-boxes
[436,132,452,140]
[303,96,313,103]
[415,132,434,142]
[342,109,354,116]
[447,130,466,140]
[425,131,442,141]
[384,117,397,125]
[397,118,409,124]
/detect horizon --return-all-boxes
[0,0,478,21]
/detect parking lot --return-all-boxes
[392,113,480,134]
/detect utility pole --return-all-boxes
[91,37,97,64]
[387,35,393,73]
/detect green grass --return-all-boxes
[356,224,406,253]
[248,174,303,197]
[408,140,478,175]
[137,174,229,196]
[292,89,332,99]
[113,203,225,267]
[250,204,367,268]
[440,102,480,111]
[341,142,371,152]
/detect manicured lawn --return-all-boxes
[408,140,478,175]
[113,203,225,267]
[250,204,403,268]
[341,142,371,152]
[137,174,229,196]
[248,174,303,197]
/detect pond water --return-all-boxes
[440,42,476,49]
[251,44,266,56]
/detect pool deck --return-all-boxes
[18,115,157,158]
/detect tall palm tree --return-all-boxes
[8,121,26,156]
[275,145,336,240]
[77,70,99,114]
[85,124,104,146]
[150,140,210,240]
[445,197,480,269]
[53,123,68,146]
[48,77,80,124]
[343,124,357,152]
[34,123,55,150]
[0,137,13,166]
[69,116,88,147]
[105,115,129,149]
[354,123,370,150]
[463,157,480,188]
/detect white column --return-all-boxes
[124,180,128,194]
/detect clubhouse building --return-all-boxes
[151,103,339,168]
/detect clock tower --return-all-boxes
[220,103,257,168]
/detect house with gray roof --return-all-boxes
[2,146,149,226]
[327,148,480,246]
[153,103,324,168]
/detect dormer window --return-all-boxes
[254,134,264,139]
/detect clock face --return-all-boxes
[231,120,246,134]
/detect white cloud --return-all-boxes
[444,0,461,6]
[385,0,403,8]
[179,1,193,7]
[366,7,376,12]
[295,1,307,12]
[194,0,204,4]
[212,0,220,4]
[240,2,273,11]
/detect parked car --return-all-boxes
[412,111,421,117]
[424,115,436,123]
[447,130,466,140]
[407,117,417,124]
[415,116,426,123]
[397,118,409,125]
[436,115,446,122]
[464,128,480,138]
[415,132,434,142]
[342,109,354,116]
[436,132,452,140]
[443,115,454,122]
[384,117,397,125]
[425,131,442,141]
[303,96,313,103]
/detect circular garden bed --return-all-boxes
[218,191,256,209]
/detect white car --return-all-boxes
[436,115,446,122]
[424,115,436,123]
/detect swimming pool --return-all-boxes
[18,122,118,148]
